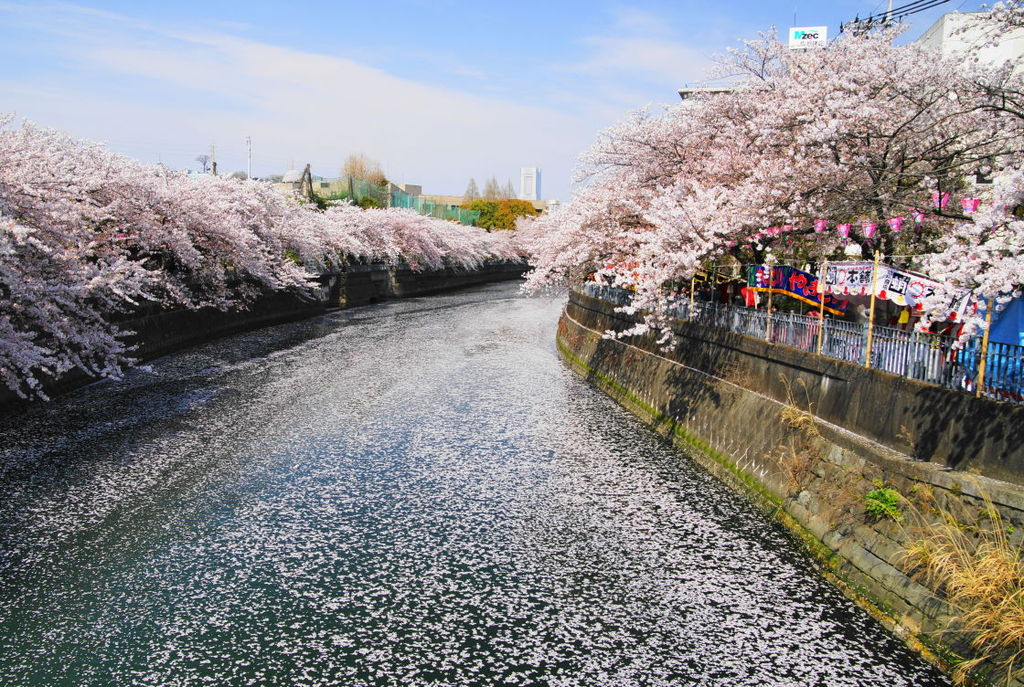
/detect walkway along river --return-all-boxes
[0,282,949,686]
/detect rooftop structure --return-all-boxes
[677,86,736,101]
[916,11,1024,70]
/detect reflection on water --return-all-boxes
[0,282,948,686]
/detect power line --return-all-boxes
[867,0,947,22]
[841,0,952,33]
[882,0,950,21]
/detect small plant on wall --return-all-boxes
[865,481,905,523]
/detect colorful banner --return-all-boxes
[822,261,972,320]
[822,262,875,297]
[747,265,849,315]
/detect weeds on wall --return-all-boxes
[865,480,906,523]
[774,376,824,495]
[904,489,1024,686]
[760,374,1024,686]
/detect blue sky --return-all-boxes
[0,0,982,200]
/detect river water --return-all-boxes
[0,282,948,687]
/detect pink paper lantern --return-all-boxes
[931,192,950,209]
[837,223,851,238]
[960,198,980,213]
[782,224,795,233]
[861,221,878,238]
[911,211,925,225]
[813,219,828,233]
[887,217,904,232]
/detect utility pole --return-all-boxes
[886,0,893,24]
[246,136,252,179]
[210,143,217,176]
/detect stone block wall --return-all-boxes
[559,290,1024,683]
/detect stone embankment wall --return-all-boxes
[337,263,527,308]
[559,290,1024,681]
[2,262,527,408]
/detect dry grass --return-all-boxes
[778,375,820,435]
[910,482,937,510]
[719,359,756,389]
[773,376,824,494]
[897,423,917,451]
[904,491,1024,685]
[775,447,817,494]
[780,403,821,438]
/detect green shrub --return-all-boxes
[865,486,904,523]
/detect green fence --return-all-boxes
[389,188,480,225]
[319,177,480,226]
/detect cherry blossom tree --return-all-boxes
[0,116,521,398]
[521,25,1024,337]
[922,165,1024,331]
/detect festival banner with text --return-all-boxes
[746,265,849,315]
[822,261,972,319]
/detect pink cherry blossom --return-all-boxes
[0,115,521,398]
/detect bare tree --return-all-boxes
[482,176,501,200]
[195,154,211,173]
[464,178,479,202]
[342,153,388,186]
[503,179,516,200]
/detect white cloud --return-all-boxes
[552,7,714,115]
[0,2,725,200]
[607,7,677,36]
[0,3,591,198]
[571,35,712,84]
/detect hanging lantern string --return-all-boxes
[749,198,983,236]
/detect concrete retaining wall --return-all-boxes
[559,290,1024,682]
[1,262,527,409]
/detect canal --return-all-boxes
[0,281,948,686]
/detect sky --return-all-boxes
[0,0,984,200]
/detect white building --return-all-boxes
[520,167,541,201]
[916,11,1024,70]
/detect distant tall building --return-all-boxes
[520,167,541,201]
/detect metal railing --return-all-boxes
[580,283,1024,406]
